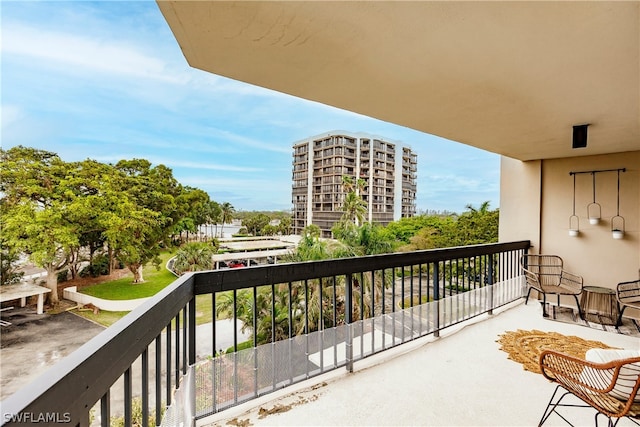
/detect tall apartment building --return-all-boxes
[292,131,417,237]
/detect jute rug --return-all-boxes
[496,329,617,374]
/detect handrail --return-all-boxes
[195,241,530,293]
[1,240,530,426]
[1,273,195,426]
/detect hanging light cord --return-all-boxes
[592,172,596,203]
[572,173,576,215]
[616,169,620,216]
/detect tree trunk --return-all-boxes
[45,266,59,304]
[129,264,144,283]
[108,245,118,274]
[68,248,80,279]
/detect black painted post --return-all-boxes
[124,368,132,427]
[188,296,196,426]
[100,391,110,427]
[488,254,495,315]
[345,273,354,372]
[433,262,440,338]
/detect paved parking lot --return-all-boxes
[0,307,104,400]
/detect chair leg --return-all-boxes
[573,295,583,320]
[625,415,640,426]
[542,293,549,318]
[525,287,534,305]
[616,306,627,328]
[539,385,573,426]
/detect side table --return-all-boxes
[580,286,619,326]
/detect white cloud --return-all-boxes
[2,23,189,84]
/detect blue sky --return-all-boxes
[1,1,500,213]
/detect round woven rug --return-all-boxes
[496,329,617,374]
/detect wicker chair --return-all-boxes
[539,350,640,427]
[520,254,584,318]
[617,279,640,327]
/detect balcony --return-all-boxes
[205,300,639,427]
[1,242,544,426]
[4,240,639,426]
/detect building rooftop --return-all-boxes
[202,300,639,426]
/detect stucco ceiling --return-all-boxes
[157,1,639,161]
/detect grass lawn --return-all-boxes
[73,251,224,328]
[79,252,177,300]
[73,309,131,328]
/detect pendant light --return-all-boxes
[587,172,601,225]
[569,173,579,237]
[612,169,625,239]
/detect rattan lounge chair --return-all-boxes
[539,349,640,427]
[617,279,640,327]
[520,254,584,318]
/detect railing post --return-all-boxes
[188,295,196,427]
[488,254,495,315]
[432,262,440,338]
[345,273,354,372]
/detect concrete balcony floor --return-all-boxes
[202,300,639,427]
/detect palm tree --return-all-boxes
[219,202,234,238]
[355,177,366,196]
[172,242,214,275]
[464,200,491,214]
[341,175,354,193]
[206,201,221,240]
[341,191,367,226]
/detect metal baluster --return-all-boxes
[253,285,258,397]
[100,390,110,427]
[141,349,149,427]
[345,273,353,372]
[155,336,161,425]
[182,307,187,375]
[175,313,180,389]
[433,262,440,338]
[166,323,172,406]
[211,292,216,413]
[124,367,132,427]
[271,283,276,391]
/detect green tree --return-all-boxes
[340,192,368,226]
[277,216,292,235]
[219,202,235,237]
[173,242,215,275]
[206,200,222,239]
[339,175,367,227]
[0,147,79,303]
[106,159,183,283]
[385,214,457,245]
[174,187,211,242]
[1,243,24,286]
[285,225,332,262]
[456,201,499,245]
[241,213,270,236]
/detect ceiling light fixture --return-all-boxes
[572,124,589,149]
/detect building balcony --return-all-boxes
[3,241,637,426]
[206,300,638,426]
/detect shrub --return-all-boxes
[80,254,110,278]
[57,269,69,283]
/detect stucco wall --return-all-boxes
[499,157,542,250]
[501,151,639,289]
